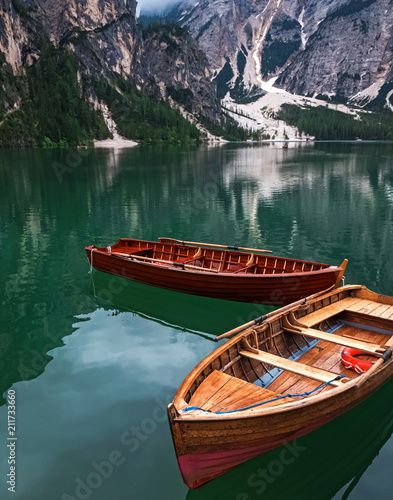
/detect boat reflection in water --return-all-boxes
[186,376,393,500]
[89,271,275,338]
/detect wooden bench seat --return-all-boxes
[189,370,289,412]
[299,297,393,327]
[113,248,153,256]
[298,297,361,327]
[285,325,386,355]
[240,349,348,387]
[298,297,393,337]
[172,256,196,264]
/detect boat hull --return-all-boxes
[85,245,344,306]
[168,285,393,489]
[168,361,393,489]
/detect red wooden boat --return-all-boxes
[168,285,393,489]
[85,237,347,306]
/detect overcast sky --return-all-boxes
[137,0,181,14]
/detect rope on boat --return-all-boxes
[179,375,345,415]
[88,247,94,274]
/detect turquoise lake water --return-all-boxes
[0,142,392,499]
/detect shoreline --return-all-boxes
[94,136,139,149]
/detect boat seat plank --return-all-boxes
[288,326,384,355]
[343,299,372,311]
[355,300,388,315]
[267,348,330,394]
[172,256,197,264]
[113,248,154,257]
[379,305,393,319]
[189,370,289,413]
[240,349,347,387]
[267,322,392,399]
[298,298,393,328]
[298,298,362,327]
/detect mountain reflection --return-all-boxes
[0,143,393,403]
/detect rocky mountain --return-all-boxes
[0,0,221,146]
[143,23,221,124]
[0,0,143,76]
[168,0,393,110]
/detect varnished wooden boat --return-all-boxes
[85,237,347,306]
[186,377,393,500]
[167,285,393,489]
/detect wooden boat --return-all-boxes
[167,285,393,489]
[186,376,393,500]
[85,237,347,306]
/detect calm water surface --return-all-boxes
[0,142,393,500]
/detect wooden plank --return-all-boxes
[279,378,323,398]
[189,371,234,408]
[201,378,248,410]
[189,370,290,413]
[294,326,384,355]
[364,303,392,318]
[379,305,393,319]
[346,299,375,312]
[300,297,393,330]
[310,348,341,372]
[114,252,220,273]
[208,383,265,412]
[358,301,387,315]
[340,326,389,345]
[338,310,393,333]
[208,385,289,413]
[268,372,303,395]
[240,349,347,387]
[299,297,361,327]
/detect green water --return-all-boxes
[0,142,392,500]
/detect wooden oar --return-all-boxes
[356,348,392,388]
[159,237,272,254]
[216,285,336,341]
[112,252,220,273]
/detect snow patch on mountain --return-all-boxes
[349,80,386,106]
[222,81,364,141]
[298,7,307,49]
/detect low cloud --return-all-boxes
[137,0,181,14]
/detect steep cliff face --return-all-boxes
[0,0,143,78]
[0,0,36,70]
[143,23,221,123]
[276,0,393,107]
[0,0,222,145]
[168,0,269,99]
[169,0,393,109]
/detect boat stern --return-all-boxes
[334,259,348,288]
